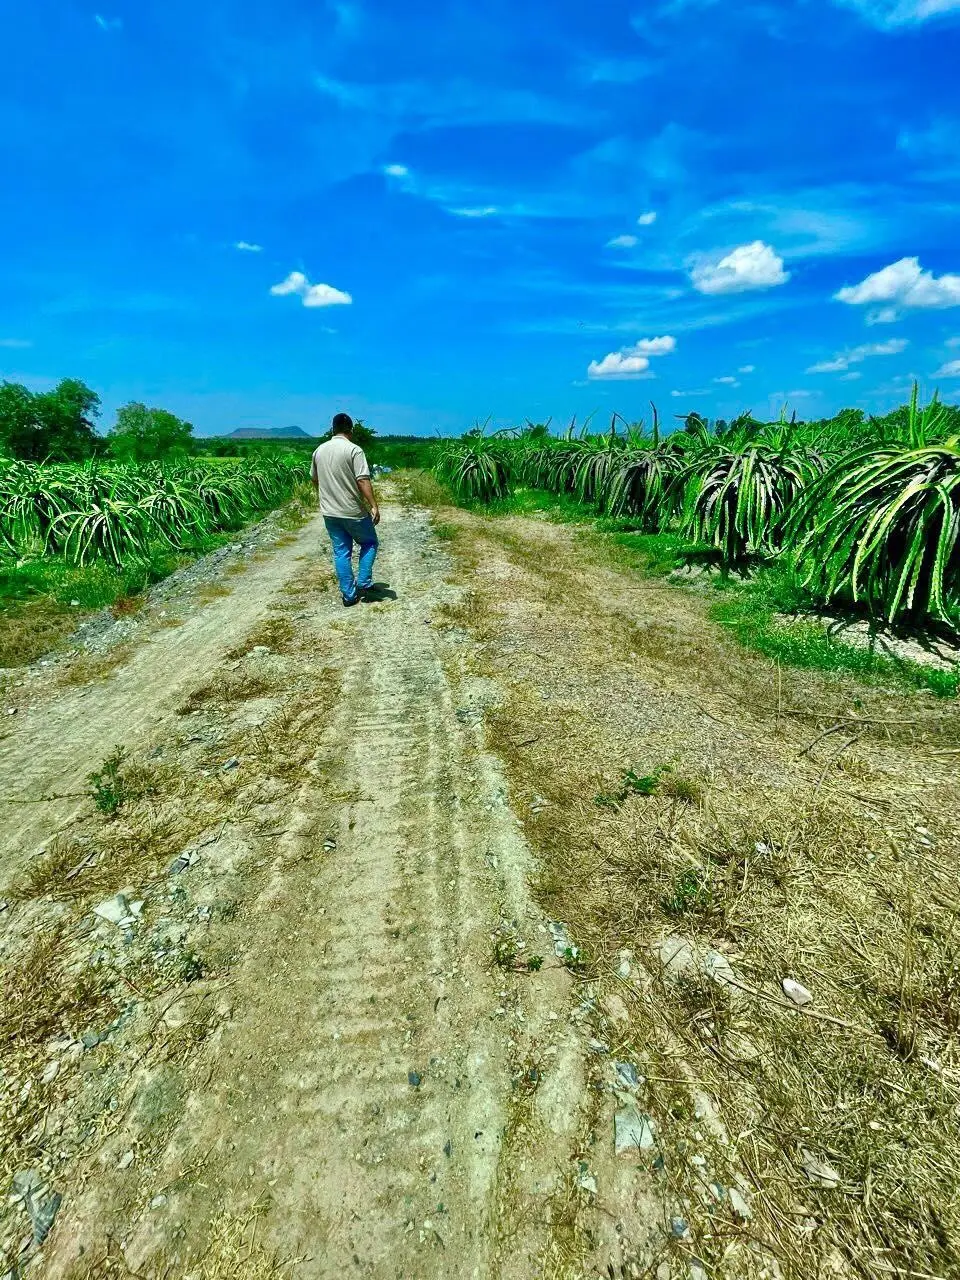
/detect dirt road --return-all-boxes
[1,500,647,1280]
[6,489,957,1280]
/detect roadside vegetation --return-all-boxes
[432,388,960,694]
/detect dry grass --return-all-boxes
[0,923,119,1179]
[196,583,234,603]
[177,666,281,713]
[226,615,297,658]
[56,643,134,688]
[75,1200,299,1279]
[0,597,82,667]
[430,501,960,1279]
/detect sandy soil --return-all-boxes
[1,500,642,1280]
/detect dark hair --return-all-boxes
[331,412,354,435]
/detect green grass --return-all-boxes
[711,579,959,698]
[0,530,235,667]
[482,486,589,521]
[597,528,693,576]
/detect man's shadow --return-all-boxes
[363,581,398,602]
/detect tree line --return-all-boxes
[0,378,388,463]
[0,378,194,463]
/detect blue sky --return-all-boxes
[2,0,960,436]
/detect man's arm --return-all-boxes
[357,476,380,525]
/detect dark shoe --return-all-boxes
[342,593,360,607]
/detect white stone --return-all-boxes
[729,1187,753,1220]
[93,894,131,925]
[615,1105,656,1155]
[782,978,813,1007]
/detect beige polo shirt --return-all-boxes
[310,436,371,519]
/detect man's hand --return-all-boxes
[358,476,380,524]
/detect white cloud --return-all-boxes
[936,359,960,376]
[738,364,755,373]
[0,338,32,349]
[808,338,908,373]
[714,375,740,386]
[637,211,657,226]
[620,336,676,357]
[836,257,960,314]
[270,271,352,308]
[235,241,262,253]
[835,0,960,28]
[94,14,122,31]
[587,335,676,380]
[840,371,863,381]
[606,234,639,249]
[866,306,899,325]
[383,164,409,177]
[450,206,499,218]
[690,241,790,295]
[946,336,960,347]
[670,389,710,397]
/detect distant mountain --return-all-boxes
[224,426,315,440]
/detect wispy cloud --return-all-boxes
[588,335,676,380]
[670,388,710,398]
[383,163,409,178]
[690,241,790,295]
[637,211,657,226]
[808,338,908,373]
[94,13,122,31]
[235,241,262,253]
[606,234,638,249]
[739,364,756,373]
[834,0,960,28]
[936,358,960,376]
[835,257,960,314]
[714,375,740,386]
[0,338,32,349]
[450,206,499,218]
[270,271,352,308]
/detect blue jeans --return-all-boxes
[324,515,378,601]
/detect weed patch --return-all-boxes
[87,747,156,816]
[594,765,669,809]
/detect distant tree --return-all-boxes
[108,402,194,462]
[521,421,552,441]
[320,417,377,450]
[36,379,101,459]
[0,382,37,457]
[0,378,99,459]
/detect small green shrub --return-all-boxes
[595,766,670,809]
[662,867,712,917]
[87,747,131,816]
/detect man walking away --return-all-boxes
[310,413,381,607]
